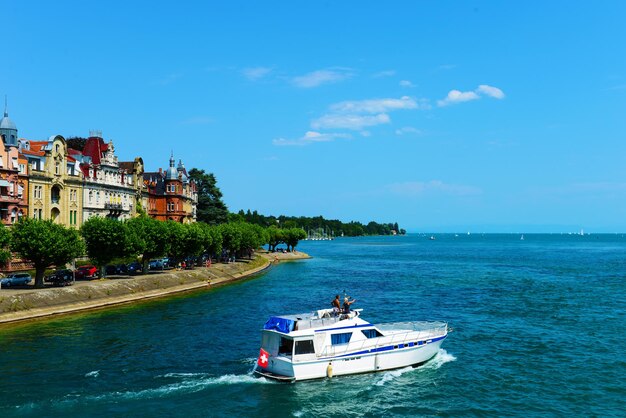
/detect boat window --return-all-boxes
[278,337,293,355]
[361,329,383,339]
[294,339,315,355]
[331,332,353,345]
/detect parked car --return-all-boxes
[116,264,128,275]
[105,265,118,276]
[47,269,74,287]
[75,265,98,279]
[149,259,164,271]
[127,262,143,274]
[1,273,32,288]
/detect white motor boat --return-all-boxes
[254,308,448,382]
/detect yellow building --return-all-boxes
[20,135,83,228]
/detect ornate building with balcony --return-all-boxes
[20,135,83,227]
[143,153,197,223]
[73,133,137,221]
[0,108,28,225]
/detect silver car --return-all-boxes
[1,273,32,288]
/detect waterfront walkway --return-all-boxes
[0,250,310,325]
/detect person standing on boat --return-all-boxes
[331,295,341,315]
[343,297,357,314]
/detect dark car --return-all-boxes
[1,273,32,288]
[105,265,118,276]
[116,264,128,275]
[75,265,98,279]
[127,262,143,274]
[47,269,74,287]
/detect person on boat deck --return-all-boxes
[331,295,341,314]
[343,297,357,313]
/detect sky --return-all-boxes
[3,1,626,232]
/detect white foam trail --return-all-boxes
[85,370,100,378]
[424,349,456,370]
[375,366,414,386]
[86,373,273,402]
[160,372,211,379]
[373,349,456,386]
[292,411,305,417]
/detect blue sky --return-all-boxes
[3,1,626,232]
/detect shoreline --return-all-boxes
[0,250,311,326]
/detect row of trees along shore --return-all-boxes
[0,168,403,288]
[0,217,307,288]
[230,210,406,237]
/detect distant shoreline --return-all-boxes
[0,250,311,326]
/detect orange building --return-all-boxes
[143,154,197,223]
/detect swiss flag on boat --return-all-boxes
[257,348,269,368]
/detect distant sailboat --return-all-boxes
[429,235,436,241]
[520,234,525,241]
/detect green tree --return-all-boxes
[188,168,229,225]
[284,228,307,251]
[66,136,88,152]
[201,223,222,260]
[0,226,11,266]
[126,216,170,274]
[169,223,206,266]
[219,223,242,259]
[266,226,285,252]
[11,218,84,287]
[81,217,135,278]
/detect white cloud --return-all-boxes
[399,80,416,88]
[395,126,422,136]
[242,67,272,81]
[273,131,351,146]
[291,69,352,88]
[387,180,482,196]
[476,84,505,99]
[311,113,391,130]
[438,84,505,107]
[437,89,480,107]
[329,96,428,113]
[360,130,372,137]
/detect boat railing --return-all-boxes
[317,322,447,358]
[294,310,361,331]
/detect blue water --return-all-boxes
[1,234,624,417]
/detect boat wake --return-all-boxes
[374,349,456,387]
[84,370,100,378]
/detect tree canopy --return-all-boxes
[188,168,229,225]
[126,215,170,274]
[81,217,136,277]
[11,218,84,287]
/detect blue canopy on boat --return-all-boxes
[264,316,295,333]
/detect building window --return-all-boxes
[19,164,25,174]
[34,185,43,199]
[12,157,18,169]
[55,162,60,175]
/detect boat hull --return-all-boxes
[256,335,445,381]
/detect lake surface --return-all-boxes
[1,234,624,417]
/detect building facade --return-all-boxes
[20,135,83,227]
[143,154,197,223]
[0,108,28,225]
[75,134,137,221]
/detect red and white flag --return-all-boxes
[257,348,269,368]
